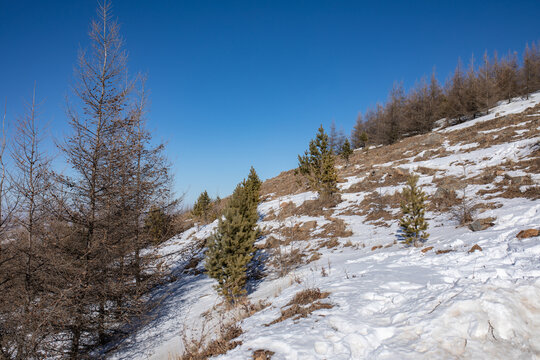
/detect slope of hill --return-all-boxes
[107,93,540,360]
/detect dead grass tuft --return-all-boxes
[318,237,340,250]
[319,217,353,238]
[267,302,333,326]
[253,349,275,360]
[468,244,482,253]
[289,288,330,306]
[266,288,332,326]
[179,324,243,360]
[307,251,321,263]
[435,249,454,255]
[343,239,354,247]
[421,246,433,253]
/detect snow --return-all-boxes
[258,191,319,215]
[219,200,540,360]
[398,137,539,178]
[338,175,367,190]
[107,94,540,360]
[439,91,540,133]
[442,141,479,152]
[105,222,220,360]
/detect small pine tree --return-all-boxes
[297,125,338,200]
[359,131,368,147]
[245,166,262,211]
[192,190,212,222]
[205,174,260,303]
[399,175,429,246]
[340,138,353,166]
[144,207,171,244]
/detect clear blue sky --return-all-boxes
[1,0,539,205]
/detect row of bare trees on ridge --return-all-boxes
[350,42,540,147]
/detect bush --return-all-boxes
[144,206,172,244]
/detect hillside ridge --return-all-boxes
[108,92,540,360]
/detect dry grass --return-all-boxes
[469,244,482,253]
[444,106,540,150]
[266,288,332,326]
[269,246,304,277]
[475,171,540,201]
[266,196,342,221]
[295,196,341,217]
[343,239,354,247]
[260,169,309,199]
[354,190,401,224]
[451,200,476,226]
[435,249,454,255]
[265,217,354,274]
[179,299,270,360]
[280,221,317,242]
[342,167,410,194]
[498,186,540,200]
[421,246,433,253]
[318,238,340,250]
[307,251,321,263]
[416,166,439,176]
[285,288,324,305]
[430,189,460,212]
[252,349,275,360]
[179,324,242,360]
[320,217,353,238]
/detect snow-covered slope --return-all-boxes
[108,93,540,360]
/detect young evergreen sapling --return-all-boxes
[192,190,212,222]
[297,125,338,200]
[399,175,429,246]
[205,168,261,303]
[340,138,353,166]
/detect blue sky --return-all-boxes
[1,0,539,205]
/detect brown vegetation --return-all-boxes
[253,349,275,360]
[179,325,243,360]
[435,249,454,255]
[266,288,332,326]
[469,244,483,253]
[517,229,540,239]
[261,169,308,200]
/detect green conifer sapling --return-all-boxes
[340,138,353,166]
[205,168,261,303]
[192,190,212,222]
[399,175,429,246]
[297,125,338,200]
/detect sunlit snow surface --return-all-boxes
[107,94,540,359]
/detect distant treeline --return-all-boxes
[342,42,540,149]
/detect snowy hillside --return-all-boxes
[107,93,540,360]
